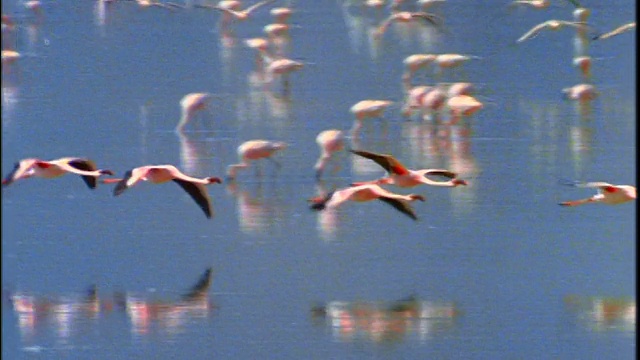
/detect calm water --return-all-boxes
[2,0,635,359]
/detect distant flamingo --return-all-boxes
[350,99,394,135]
[270,7,293,24]
[264,57,303,93]
[402,54,436,84]
[308,183,426,220]
[592,21,636,40]
[105,165,222,218]
[517,20,589,43]
[508,0,549,9]
[226,140,287,180]
[349,149,468,188]
[314,129,345,179]
[446,82,475,97]
[2,157,114,189]
[176,92,213,132]
[559,182,636,206]
[572,56,591,77]
[562,83,597,101]
[211,0,275,26]
[446,94,483,124]
[374,11,443,38]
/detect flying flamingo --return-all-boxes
[516,20,590,43]
[226,140,287,180]
[349,149,468,188]
[308,183,426,220]
[508,0,549,9]
[104,165,222,218]
[374,11,443,38]
[592,21,636,40]
[210,0,275,27]
[559,182,636,206]
[314,129,345,180]
[176,92,213,132]
[2,157,114,189]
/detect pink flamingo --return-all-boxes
[314,129,345,179]
[176,92,213,132]
[226,140,287,180]
[349,149,468,188]
[308,183,426,220]
[559,182,636,206]
[105,165,222,218]
[2,157,113,189]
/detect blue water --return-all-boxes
[2,0,635,359]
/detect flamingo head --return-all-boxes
[207,177,223,184]
[100,170,115,176]
[453,178,468,186]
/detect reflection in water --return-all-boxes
[176,130,216,176]
[311,180,341,241]
[5,268,216,342]
[226,181,286,236]
[311,295,459,343]
[126,268,216,337]
[1,82,19,128]
[564,295,636,332]
[6,285,112,343]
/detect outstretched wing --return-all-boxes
[377,197,418,220]
[2,159,36,186]
[173,179,213,218]
[245,0,275,14]
[66,158,99,189]
[423,169,458,180]
[411,11,444,27]
[114,170,135,196]
[350,150,409,175]
[517,22,550,42]
[182,268,213,301]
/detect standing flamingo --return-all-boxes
[314,129,345,180]
[559,182,636,206]
[349,149,468,188]
[308,183,426,220]
[105,165,222,218]
[2,157,114,189]
[226,140,287,180]
[176,92,213,132]
[350,99,394,136]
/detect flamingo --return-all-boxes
[402,54,436,84]
[105,165,222,218]
[308,183,426,220]
[559,182,636,206]
[270,7,293,24]
[374,11,443,38]
[176,92,213,132]
[350,99,394,136]
[264,57,304,93]
[211,0,275,25]
[592,21,636,40]
[572,56,591,77]
[349,149,468,188]
[517,20,589,42]
[446,94,483,124]
[562,83,597,101]
[314,129,345,180]
[508,0,549,9]
[2,157,114,189]
[226,140,287,180]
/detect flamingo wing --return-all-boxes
[245,0,275,14]
[181,268,213,301]
[2,159,37,186]
[173,179,213,218]
[113,169,144,196]
[411,12,443,26]
[377,197,418,220]
[517,22,550,42]
[66,158,100,189]
[350,150,409,175]
[422,169,459,180]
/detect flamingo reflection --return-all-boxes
[311,295,459,343]
[564,295,636,332]
[125,268,216,336]
[226,181,286,235]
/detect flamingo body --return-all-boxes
[2,157,113,189]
